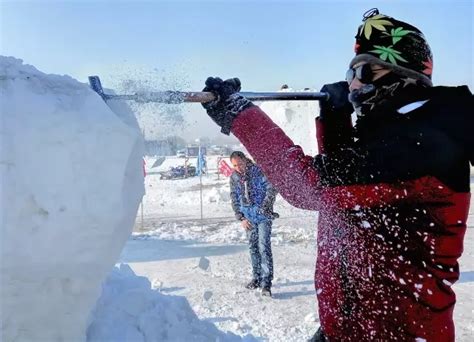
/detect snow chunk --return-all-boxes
[203,291,213,301]
[304,312,318,323]
[198,256,210,271]
[87,264,248,341]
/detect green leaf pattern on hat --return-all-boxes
[384,27,413,45]
[369,45,409,65]
[359,14,393,40]
[361,15,414,66]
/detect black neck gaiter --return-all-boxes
[348,72,430,120]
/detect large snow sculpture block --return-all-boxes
[0,56,144,341]
[259,89,318,155]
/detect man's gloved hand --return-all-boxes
[257,207,271,218]
[317,82,355,154]
[202,77,254,135]
[319,81,353,121]
[256,208,280,220]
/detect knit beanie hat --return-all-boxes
[350,8,433,87]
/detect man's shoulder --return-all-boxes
[430,85,472,99]
[425,85,473,113]
[230,171,241,181]
[248,164,265,178]
[248,163,263,172]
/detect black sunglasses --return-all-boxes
[346,64,385,84]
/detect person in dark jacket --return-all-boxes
[229,151,278,297]
[201,9,473,341]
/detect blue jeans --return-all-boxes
[247,220,273,288]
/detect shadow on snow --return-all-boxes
[119,238,247,263]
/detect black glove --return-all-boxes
[257,208,279,219]
[235,212,245,221]
[202,77,254,135]
[318,82,355,153]
[257,207,271,217]
[319,81,353,121]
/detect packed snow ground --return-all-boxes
[117,156,474,341]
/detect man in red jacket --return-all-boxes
[202,9,473,341]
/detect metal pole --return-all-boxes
[140,200,144,230]
[88,76,329,104]
[199,145,203,222]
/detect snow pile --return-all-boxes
[87,264,253,341]
[0,56,144,341]
[258,87,319,155]
[204,186,231,203]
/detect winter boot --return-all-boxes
[245,279,260,290]
[261,286,272,297]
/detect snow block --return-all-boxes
[87,264,248,341]
[259,88,319,155]
[0,56,145,341]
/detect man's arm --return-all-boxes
[231,106,323,211]
[232,105,468,211]
[201,78,356,211]
[230,82,355,211]
[229,173,244,220]
[260,172,278,215]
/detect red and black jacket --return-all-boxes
[230,85,472,341]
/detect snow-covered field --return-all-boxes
[116,156,474,341]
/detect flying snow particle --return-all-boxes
[442,279,453,287]
[304,312,317,323]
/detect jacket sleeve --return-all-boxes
[229,173,243,220]
[316,114,354,154]
[230,105,469,211]
[231,106,324,210]
[260,173,278,213]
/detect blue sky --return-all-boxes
[1,0,473,138]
